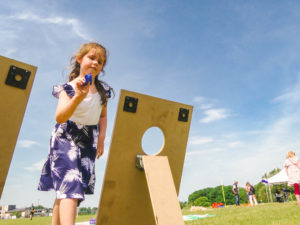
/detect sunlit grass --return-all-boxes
[184,201,300,225]
[0,202,299,225]
[0,214,95,225]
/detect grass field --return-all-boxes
[0,215,94,225]
[184,202,300,225]
[0,202,299,225]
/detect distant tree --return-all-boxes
[79,207,97,215]
[239,188,248,203]
[91,207,98,214]
[187,168,290,206]
[35,205,45,209]
[254,182,267,202]
[11,211,21,218]
[194,197,210,207]
[79,207,90,215]
[188,185,249,206]
[262,168,281,179]
[179,201,187,209]
[188,187,213,204]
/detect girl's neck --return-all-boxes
[89,84,98,94]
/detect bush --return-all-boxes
[10,211,21,218]
[194,196,211,207]
[78,207,98,215]
[180,201,188,209]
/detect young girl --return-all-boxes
[284,151,300,206]
[38,42,113,225]
[245,182,257,206]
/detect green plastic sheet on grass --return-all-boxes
[183,214,215,221]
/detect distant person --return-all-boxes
[29,203,35,220]
[245,182,258,206]
[283,186,290,202]
[284,151,300,206]
[274,188,284,203]
[232,181,240,206]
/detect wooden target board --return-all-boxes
[96,90,193,225]
[0,55,37,198]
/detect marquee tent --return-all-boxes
[267,169,288,184]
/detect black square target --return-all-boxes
[178,108,189,122]
[5,65,31,90]
[123,96,138,113]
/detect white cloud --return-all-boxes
[200,108,230,123]
[246,130,265,136]
[2,48,17,56]
[24,159,45,171]
[209,77,300,186]
[8,12,90,40]
[193,96,207,103]
[192,96,230,123]
[273,90,300,105]
[227,141,243,148]
[188,136,213,145]
[273,74,300,104]
[199,104,214,110]
[193,96,215,110]
[17,140,39,148]
[186,147,223,157]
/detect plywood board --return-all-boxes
[0,55,37,198]
[143,156,185,225]
[96,90,193,225]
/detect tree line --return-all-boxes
[78,207,98,215]
[181,168,294,208]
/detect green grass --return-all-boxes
[0,215,94,225]
[0,202,299,225]
[184,202,300,225]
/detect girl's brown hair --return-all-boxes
[69,42,113,106]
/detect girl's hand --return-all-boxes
[96,138,104,159]
[73,77,89,101]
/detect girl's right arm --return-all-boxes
[55,78,89,124]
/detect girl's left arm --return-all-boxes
[284,161,289,175]
[96,106,107,159]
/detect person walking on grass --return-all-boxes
[245,182,258,206]
[29,203,35,220]
[232,181,240,206]
[284,151,300,206]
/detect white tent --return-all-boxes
[267,169,288,184]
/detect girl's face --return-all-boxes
[77,48,105,77]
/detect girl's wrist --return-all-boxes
[73,94,84,104]
[98,134,105,140]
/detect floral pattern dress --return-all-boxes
[38,83,110,205]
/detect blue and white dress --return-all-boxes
[38,82,110,205]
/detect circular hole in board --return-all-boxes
[141,126,165,155]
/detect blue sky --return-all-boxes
[2,0,300,208]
